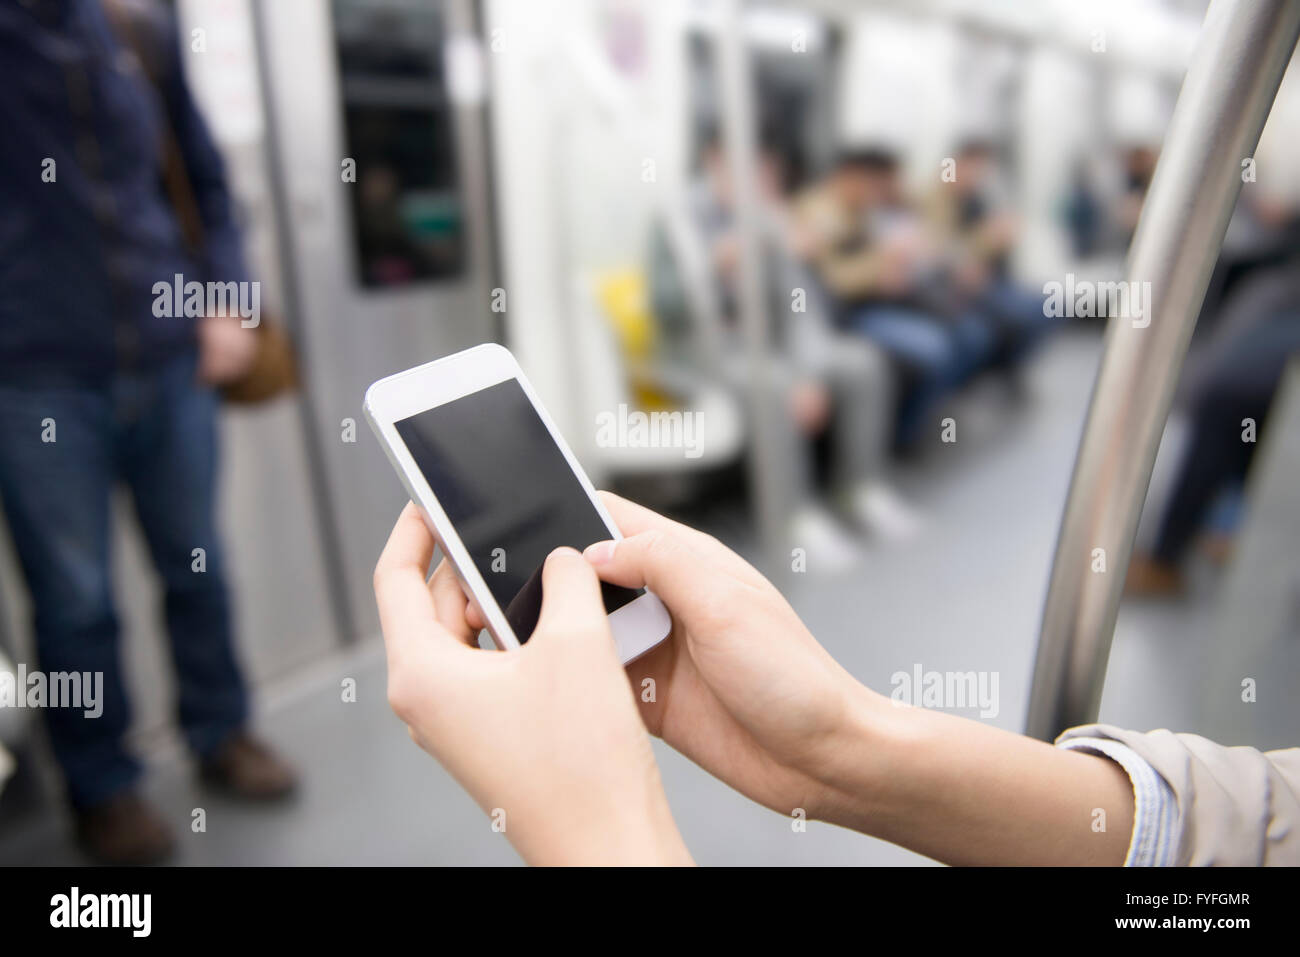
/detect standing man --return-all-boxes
[0,0,295,864]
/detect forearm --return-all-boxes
[814,687,1135,866]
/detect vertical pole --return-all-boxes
[251,0,358,645]
[716,0,789,557]
[1026,0,1300,740]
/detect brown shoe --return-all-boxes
[200,731,298,800]
[74,792,175,866]
[1125,555,1184,597]
[1199,533,1235,567]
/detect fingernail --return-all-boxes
[583,540,617,565]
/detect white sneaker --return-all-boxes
[788,505,862,574]
[847,482,924,542]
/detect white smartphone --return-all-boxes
[364,343,671,663]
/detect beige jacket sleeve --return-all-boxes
[1058,723,1300,866]
[793,190,889,301]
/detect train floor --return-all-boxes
[2,329,1296,865]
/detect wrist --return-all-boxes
[803,680,914,831]
[513,770,693,866]
[594,778,693,866]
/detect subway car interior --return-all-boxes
[0,0,1297,866]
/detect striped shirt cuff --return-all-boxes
[1057,736,1179,866]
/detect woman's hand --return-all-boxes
[584,492,872,824]
[586,493,1135,865]
[374,503,691,866]
[376,495,1134,866]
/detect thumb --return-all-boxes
[582,529,712,619]
[533,546,610,643]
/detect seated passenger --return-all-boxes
[794,148,995,451]
[650,131,922,556]
[923,139,1052,385]
[1128,262,1300,595]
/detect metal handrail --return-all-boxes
[1026,0,1300,741]
[716,0,790,556]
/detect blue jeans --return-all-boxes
[851,306,994,448]
[973,279,1054,369]
[1154,310,1300,563]
[0,352,247,808]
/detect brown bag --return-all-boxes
[214,319,299,404]
[104,0,298,404]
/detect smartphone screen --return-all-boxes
[394,378,642,643]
